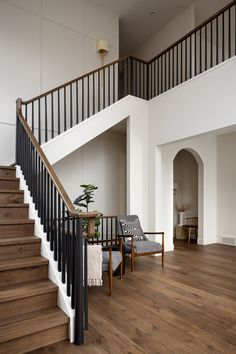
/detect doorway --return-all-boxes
[173,149,198,244]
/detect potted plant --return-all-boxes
[74,184,101,238]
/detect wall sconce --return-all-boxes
[173,182,178,195]
[96,39,109,67]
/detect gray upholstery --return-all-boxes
[117,215,162,254]
[124,240,162,254]
[102,251,122,272]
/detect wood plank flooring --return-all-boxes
[30,242,236,354]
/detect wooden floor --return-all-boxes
[30,242,236,354]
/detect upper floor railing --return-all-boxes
[20,1,236,146]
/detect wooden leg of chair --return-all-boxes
[162,233,164,268]
[120,238,123,279]
[108,248,112,296]
[131,239,134,272]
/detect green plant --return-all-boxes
[74,184,98,212]
[74,184,101,238]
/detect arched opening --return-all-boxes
[173,148,202,245]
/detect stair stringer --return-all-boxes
[16,166,75,343]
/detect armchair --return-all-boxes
[117,215,164,272]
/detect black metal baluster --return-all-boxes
[185,39,187,81]
[103,68,105,108]
[190,35,192,78]
[211,21,213,68]
[70,84,73,128]
[32,102,34,135]
[93,74,95,115]
[58,195,61,271]
[82,78,84,121]
[64,86,67,132]
[45,96,48,143]
[200,28,202,73]
[108,66,110,105]
[58,90,60,136]
[180,41,183,82]
[195,32,197,75]
[54,186,57,261]
[216,16,219,64]
[229,7,231,58]
[50,179,54,251]
[205,25,207,71]
[87,76,90,118]
[38,99,41,144]
[62,202,66,283]
[51,93,54,139]
[113,64,115,103]
[67,212,71,296]
[222,12,225,61]
[98,70,100,112]
[76,81,79,124]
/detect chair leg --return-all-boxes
[120,260,123,280]
[108,248,112,296]
[162,250,164,268]
[131,239,135,272]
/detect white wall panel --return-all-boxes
[4,0,41,15]
[84,2,118,49]
[0,1,41,125]
[42,19,83,91]
[42,0,83,33]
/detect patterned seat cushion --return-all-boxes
[102,251,122,272]
[124,240,162,254]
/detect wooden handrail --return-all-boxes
[16,97,97,219]
[22,55,147,105]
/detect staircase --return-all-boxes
[0,166,69,354]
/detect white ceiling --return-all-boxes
[87,0,231,56]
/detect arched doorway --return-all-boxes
[173,148,203,245]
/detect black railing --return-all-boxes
[16,98,97,345]
[89,216,118,245]
[21,57,146,145]
[148,0,236,98]
[20,1,236,146]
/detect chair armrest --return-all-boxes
[144,232,164,235]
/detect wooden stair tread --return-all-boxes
[0,308,68,343]
[0,204,28,208]
[0,236,40,246]
[0,219,34,225]
[0,177,19,182]
[0,189,23,194]
[0,280,57,303]
[0,167,15,170]
[0,256,48,271]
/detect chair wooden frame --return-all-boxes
[125,232,164,272]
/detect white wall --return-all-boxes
[0,0,118,165]
[134,5,195,61]
[148,58,236,250]
[173,149,198,228]
[217,132,236,243]
[54,130,126,216]
[44,95,150,227]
